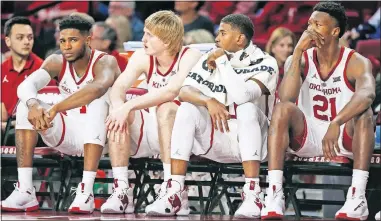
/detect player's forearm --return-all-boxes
[124,87,177,111]
[216,55,261,105]
[54,84,107,113]
[332,89,375,126]
[279,50,303,103]
[109,84,127,109]
[179,86,211,107]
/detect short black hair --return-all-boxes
[4,16,31,37]
[59,15,92,35]
[313,1,347,38]
[92,22,117,51]
[221,14,254,43]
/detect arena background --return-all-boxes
[1,1,380,220]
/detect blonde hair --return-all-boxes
[184,29,215,45]
[106,15,132,52]
[145,10,184,56]
[265,27,296,57]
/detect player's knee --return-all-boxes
[156,102,178,123]
[175,102,199,121]
[272,101,298,122]
[354,108,375,128]
[236,102,260,124]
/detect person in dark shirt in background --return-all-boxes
[175,1,215,35]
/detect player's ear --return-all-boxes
[5,36,11,47]
[86,35,91,46]
[332,27,340,38]
[237,34,246,46]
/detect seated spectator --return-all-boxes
[28,1,90,22]
[183,29,215,45]
[108,1,143,41]
[232,1,258,17]
[106,15,132,52]
[175,1,215,35]
[90,22,127,72]
[347,7,380,48]
[1,17,55,132]
[265,27,296,90]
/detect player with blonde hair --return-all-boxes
[100,10,202,214]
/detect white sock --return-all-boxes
[268,170,283,191]
[171,175,185,190]
[351,169,369,193]
[112,166,129,187]
[163,163,171,181]
[18,168,33,190]
[81,171,97,193]
[245,177,260,184]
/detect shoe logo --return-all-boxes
[254,198,262,210]
[250,181,255,190]
[167,194,181,214]
[354,200,365,211]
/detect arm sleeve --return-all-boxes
[17,68,52,106]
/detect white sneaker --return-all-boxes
[68,183,94,214]
[145,179,190,216]
[335,187,368,220]
[1,182,39,212]
[375,211,380,220]
[145,181,168,213]
[234,181,264,219]
[101,179,134,214]
[261,185,285,220]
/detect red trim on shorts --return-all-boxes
[91,53,107,77]
[131,110,144,156]
[58,56,67,83]
[147,56,154,83]
[290,116,308,152]
[343,50,356,92]
[173,100,181,106]
[69,50,95,85]
[303,51,309,80]
[55,113,66,147]
[342,126,353,152]
[200,116,215,156]
[313,47,344,81]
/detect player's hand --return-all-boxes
[105,106,129,143]
[27,102,51,131]
[205,98,230,133]
[322,121,341,160]
[207,48,226,70]
[295,29,325,52]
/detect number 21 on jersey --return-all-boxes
[313,95,337,121]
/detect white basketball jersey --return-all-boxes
[146,47,189,92]
[57,49,108,117]
[298,47,355,122]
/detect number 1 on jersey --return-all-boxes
[80,105,87,114]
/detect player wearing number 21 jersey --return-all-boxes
[263,2,376,221]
